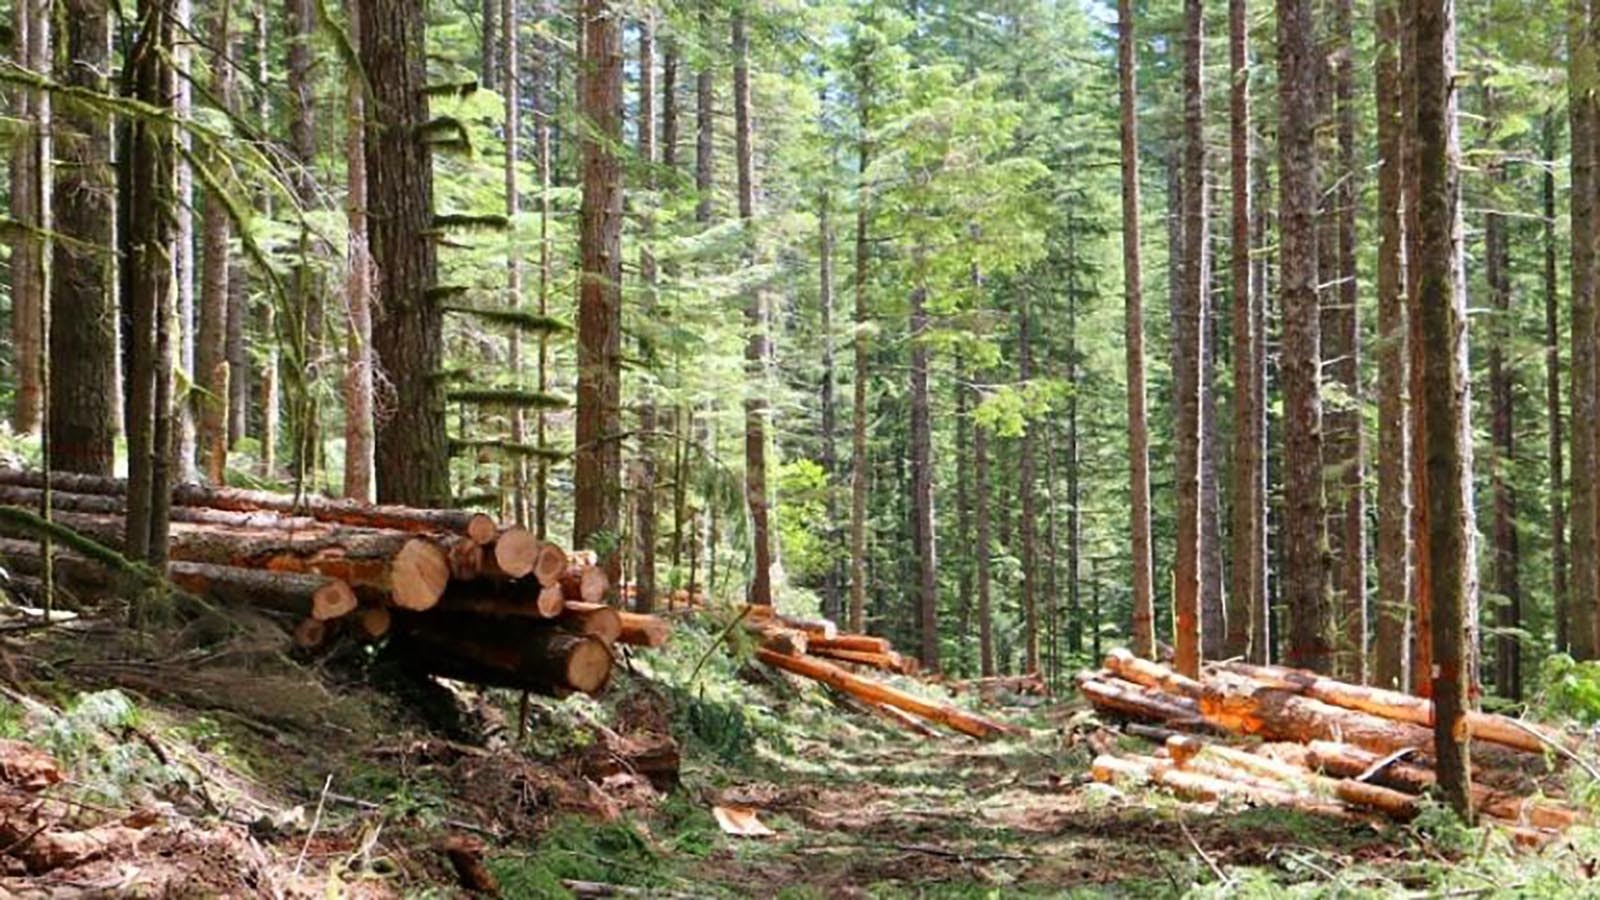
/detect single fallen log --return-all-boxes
[808,634,892,655]
[0,483,328,531]
[0,537,357,621]
[807,646,907,673]
[1091,753,1350,818]
[559,563,610,604]
[294,617,330,649]
[756,648,1016,740]
[0,468,499,542]
[614,609,671,647]
[1217,659,1570,756]
[1163,735,1420,821]
[356,604,392,639]
[560,601,624,644]
[491,526,543,578]
[0,509,450,611]
[1106,648,1205,699]
[747,623,808,656]
[1198,672,1537,772]
[391,623,613,694]
[1075,672,1204,724]
[431,579,564,619]
[1305,740,1580,830]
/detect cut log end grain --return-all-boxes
[391,538,450,610]
[311,580,359,621]
[537,584,568,618]
[562,635,614,694]
[447,539,485,581]
[534,541,570,586]
[357,604,392,639]
[493,527,541,579]
[562,601,623,644]
[294,617,328,649]
[464,513,499,546]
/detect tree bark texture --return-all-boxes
[1118,0,1157,661]
[1278,0,1333,673]
[363,0,450,505]
[50,0,116,475]
[1174,0,1208,678]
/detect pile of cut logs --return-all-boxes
[1078,649,1587,845]
[744,608,1018,740]
[0,469,670,697]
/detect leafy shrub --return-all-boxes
[1534,654,1600,725]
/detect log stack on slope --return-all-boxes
[1078,650,1585,845]
[0,468,672,697]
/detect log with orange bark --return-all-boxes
[756,648,1018,740]
[0,537,357,621]
[1097,652,1544,773]
[0,468,498,543]
[806,645,908,673]
[0,508,451,610]
[1304,740,1581,829]
[614,608,672,647]
[1216,660,1571,756]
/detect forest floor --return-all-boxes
[0,606,1589,898]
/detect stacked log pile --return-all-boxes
[0,469,671,696]
[742,607,1015,740]
[1078,650,1586,845]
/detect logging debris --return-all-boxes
[1078,652,1586,844]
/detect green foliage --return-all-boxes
[774,458,831,584]
[487,816,668,898]
[1534,655,1600,725]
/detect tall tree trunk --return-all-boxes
[534,1,554,538]
[911,275,937,671]
[1414,0,1474,819]
[197,0,236,485]
[820,188,842,623]
[1373,0,1412,691]
[363,0,450,505]
[10,0,45,434]
[1174,0,1208,678]
[287,0,322,489]
[1546,113,1570,654]
[1330,0,1367,682]
[574,0,624,585]
[1485,130,1520,701]
[343,0,375,502]
[1066,264,1083,660]
[1226,0,1262,663]
[635,12,658,612]
[174,0,197,482]
[254,2,279,477]
[733,13,773,609]
[1117,0,1156,661]
[1404,0,1435,690]
[849,61,873,635]
[695,4,715,225]
[1278,0,1333,673]
[50,0,115,475]
[1018,294,1038,674]
[126,0,178,570]
[481,0,497,92]
[1571,0,1600,661]
[976,400,993,676]
[504,0,526,524]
